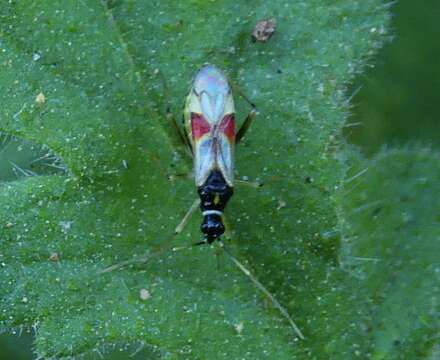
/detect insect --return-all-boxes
[173,65,303,338]
[103,65,304,339]
[174,64,257,243]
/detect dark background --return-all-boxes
[1,1,439,358]
[344,1,440,153]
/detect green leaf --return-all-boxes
[0,0,390,358]
[338,147,440,359]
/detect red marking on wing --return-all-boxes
[191,113,211,140]
[219,114,235,141]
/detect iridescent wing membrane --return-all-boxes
[184,65,235,187]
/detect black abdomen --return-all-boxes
[197,171,233,243]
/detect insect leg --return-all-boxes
[182,120,194,157]
[167,172,193,183]
[222,215,233,240]
[174,198,201,235]
[155,68,193,157]
[219,242,305,340]
[166,109,193,156]
[235,179,263,188]
[230,81,257,108]
[236,107,257,144]
[229,79,258,144]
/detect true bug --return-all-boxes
[103,65,304,339]
[173,64,258,244]
[173,65,303,338]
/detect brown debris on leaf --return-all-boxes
[49,252,60,262]
[251,18,277,43]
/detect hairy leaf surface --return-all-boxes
[0,1,389,358]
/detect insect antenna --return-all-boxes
[101,238,217,274]
[99,243,191,274]
[192,240,208,246]
[174,198,201,235]
[219,242,305,340]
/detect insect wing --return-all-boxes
[215,114,235,186]
[191,112,215,186]
[184,65,236,186]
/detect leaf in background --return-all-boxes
[339,148,440,359]
[0,0,389,358]
[345,0,440,154]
